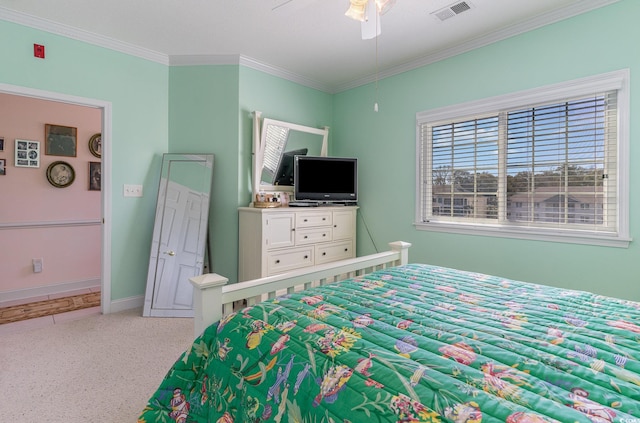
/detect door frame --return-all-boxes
[0,83,113,314]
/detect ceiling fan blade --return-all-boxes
[272,0,294,11]
[345,0,367,21]
[376,0,396,15]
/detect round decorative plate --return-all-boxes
[46,161,75,188]
[88,133,101,158]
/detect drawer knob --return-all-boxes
[304,235,308,239]
[275,259,280,264]
[323,234,326,237]
[344,248,348,252]
[304,255,308,259]
[322,252,326,256]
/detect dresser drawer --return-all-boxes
[316,240,353,264]
[266,247,314,275]
[296,227,332,245]
[296,211,332,228]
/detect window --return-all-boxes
[416,70,630,247]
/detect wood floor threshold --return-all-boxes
[0,292,101,324]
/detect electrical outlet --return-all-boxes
[123,184,143,197]
[33,258,43,273]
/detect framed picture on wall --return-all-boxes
[89,161,101,191]
[88,133,101,158]
[45,124,77,157]
[0,136,4,151]
[15,139,40,168]
[46,161,75,188]
[0,158,6,175]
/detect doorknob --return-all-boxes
[164,250,176,256]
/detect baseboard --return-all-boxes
[0,278,101,303]
[108,295,144,314]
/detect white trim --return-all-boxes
[0,83,113,315]
[0,278,101,304]
[416,70,627,123]
[169,54,241,66]
[0,6,168,65]
[414,69,631,248]
[414,221,631,249]
[0,219,101,230]
[170,54,331,93]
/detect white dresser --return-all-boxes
[238,206,358,281]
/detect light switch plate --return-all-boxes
[123,184,143,197]
[33,258,43,273]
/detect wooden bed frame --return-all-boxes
[189,241,411,337]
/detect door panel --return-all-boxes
[143,154,214,317]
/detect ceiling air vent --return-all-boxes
[432,1,472,22]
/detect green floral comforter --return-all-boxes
[139,264,640,422]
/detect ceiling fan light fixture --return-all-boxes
[361,0,381,39]
[345,0,368,22]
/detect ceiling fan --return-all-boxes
[345,0,396,39]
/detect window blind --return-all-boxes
[420,91,618,234]
[505,93,617,232]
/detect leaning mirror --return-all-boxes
[253,113,328,198]
[143,153,214,318]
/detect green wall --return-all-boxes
[238,66,334,194]
[168,65,240,284]
[332,0,640,301]
[0,20,169,302]
[167,65,333,284]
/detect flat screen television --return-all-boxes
[273,148,307,186]
[293,156,358,204]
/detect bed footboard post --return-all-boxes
[389,241,412,265]
[189,273,228,338]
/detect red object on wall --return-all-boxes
[34,44,45,59]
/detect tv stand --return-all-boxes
[238,206,358,281]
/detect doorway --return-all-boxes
[0,83,112,315]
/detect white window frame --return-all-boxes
[415,70,631,248]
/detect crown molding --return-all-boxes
[1,0,619,94]
[169,54,241,66]
[0,3,331,92]
[333,0,620,93]
[238,56,331,93]
[0,6,169,65]
[169,54,331,93]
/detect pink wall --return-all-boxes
[0,93,101,294]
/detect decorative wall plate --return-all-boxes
[88,133,101,158]
[46,161,75,188]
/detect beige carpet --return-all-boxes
[0,307,194,423]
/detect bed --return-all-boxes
[139,241,640,422]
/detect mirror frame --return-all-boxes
[142,153,214,318]
[252,111,329,199]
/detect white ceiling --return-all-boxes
[0,0,617,92]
